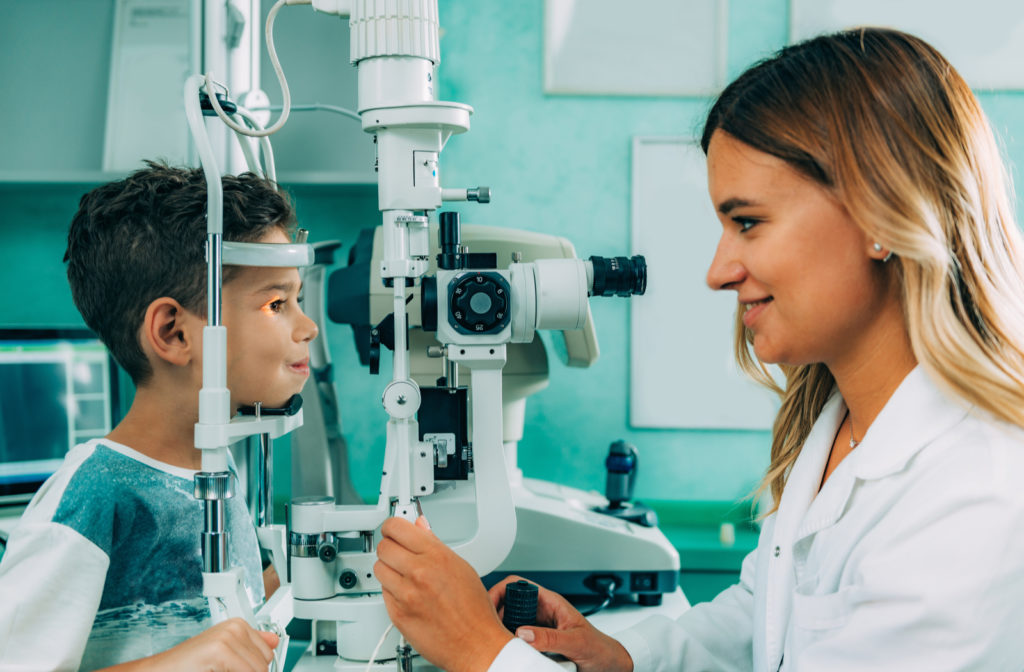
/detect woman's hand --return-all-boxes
[103,617,279,671]
[489,576,634,672]
[374,516,513,672]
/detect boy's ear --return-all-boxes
[141,297,201,367]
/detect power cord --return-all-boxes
[363,623,394,672]
[255,103,361,122]
[579,576,619,617]
[205,0,311,137]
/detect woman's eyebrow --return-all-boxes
[717,197,760,215]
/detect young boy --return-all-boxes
[0,162,318,670]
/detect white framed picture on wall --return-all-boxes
[544,0,728,97]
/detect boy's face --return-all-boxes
[221,228,318,409]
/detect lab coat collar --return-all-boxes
[762,366,969,671]
[787,366,969,542]
[847,365,970,481]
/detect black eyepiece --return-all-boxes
[589,255,647,297]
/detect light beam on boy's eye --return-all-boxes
[261,297,283,315]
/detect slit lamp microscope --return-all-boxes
[184,1,681,669]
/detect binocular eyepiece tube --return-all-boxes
[587,255,647,298]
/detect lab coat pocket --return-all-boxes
[790,585,855,631]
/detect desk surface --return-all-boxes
[286,589,689,671]
[650,500,759,570]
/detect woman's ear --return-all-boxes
[141,297,200,367]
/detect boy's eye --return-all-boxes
[261,297,286,315]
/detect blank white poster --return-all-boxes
[630,137,779,430]
[103,0,198,171]
[544,0,727,96]
[791,0,1024,90]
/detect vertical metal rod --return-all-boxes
[207,233,222,326]
[396,643,413,672]
[250,402,273,528]
[248,435,260,524]
[259,432,272,526]
[392,281,409,381]
[202,499,227,572]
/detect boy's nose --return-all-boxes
[706,235,746,291]
[297,311,319,342]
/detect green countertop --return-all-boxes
[648,500,760,572]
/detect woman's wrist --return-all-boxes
[450,621,514,672]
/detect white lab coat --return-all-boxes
[490,367,1024,671]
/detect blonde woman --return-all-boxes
[372,28,1024,671]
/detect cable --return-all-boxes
[579,577,618,617]
[230,105,278,182]
[254,103,362,122]
[363,623,394,672]
[205,0,312,138]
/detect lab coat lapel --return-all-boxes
[760,393,845,672]
[793,368,964,545]
[760,366,969,671]
[847,366,970,481]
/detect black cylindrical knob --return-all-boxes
[438,212,462,270]
[339,569,358,589]
[605,439,638,508]
[502,580,539,633]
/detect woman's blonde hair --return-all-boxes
[701,28,1024,513]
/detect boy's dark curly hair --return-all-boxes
[65,161,296,385]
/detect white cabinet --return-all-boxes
[0,0,376,185]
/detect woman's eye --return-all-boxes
[735,217,759,233]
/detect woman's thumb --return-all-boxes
[516,625,576,657]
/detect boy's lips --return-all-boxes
[289,358,310,375]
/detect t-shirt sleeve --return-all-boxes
[0,520,109,671]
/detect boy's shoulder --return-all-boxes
[22,440,196,555]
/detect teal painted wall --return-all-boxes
[4,0,1024,507]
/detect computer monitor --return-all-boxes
[0,328,122,505]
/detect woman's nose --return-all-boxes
[706,234,746,291]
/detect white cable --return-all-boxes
[363,623,395,672]
[255,103,362,122]
[206,0,311,138]
[231,106,279,183]
[231,114,263,176]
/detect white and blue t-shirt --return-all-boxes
[0,439,264,671]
